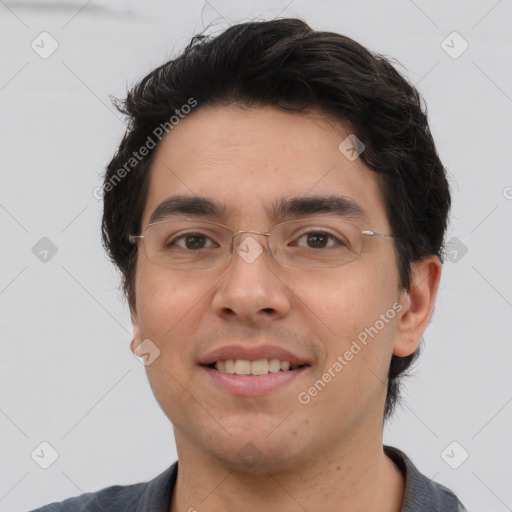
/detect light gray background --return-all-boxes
[1,1,511,511]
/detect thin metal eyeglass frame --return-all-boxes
[127,217,396,270]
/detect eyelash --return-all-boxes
[170,229,345,249]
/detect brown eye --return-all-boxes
[294,231,345,249]
[167,233,216,250]
[307,232,329,248]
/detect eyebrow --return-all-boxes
[148,194,369,225]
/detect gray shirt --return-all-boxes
[30,445,467,511]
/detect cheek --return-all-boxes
[300,260,398,375]
[294,262,395,336]
[134,267,206,421]
[134,265,197,358]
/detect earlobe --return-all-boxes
[393,256,442,357]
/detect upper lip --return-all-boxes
[199,344,311,366]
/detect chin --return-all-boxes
[200,425,308,475]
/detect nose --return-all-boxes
[211,233,293,324]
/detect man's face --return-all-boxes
[130,105,407,471]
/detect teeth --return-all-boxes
[234,360,251,375]
[214,359,303,375]
[268,359,281,373]
[225,360,235,374]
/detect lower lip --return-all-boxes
[200,366,309,396]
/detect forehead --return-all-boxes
[142,105,389,230]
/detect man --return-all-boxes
[32,17,467,512]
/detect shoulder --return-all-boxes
[29,483,148,512]
[384,446,468,512]
[29,462,178,512]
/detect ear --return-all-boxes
[129,300,144,356]
[393,255,442,357]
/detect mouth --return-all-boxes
[203,359,309,376]
[198,344,312,396]
[200,358,310,397]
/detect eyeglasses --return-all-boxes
[128,216,395,271]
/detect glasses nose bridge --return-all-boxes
[230,228,271,254]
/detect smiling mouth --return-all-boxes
[204,359,309,376]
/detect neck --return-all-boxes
[170,434,404,512]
